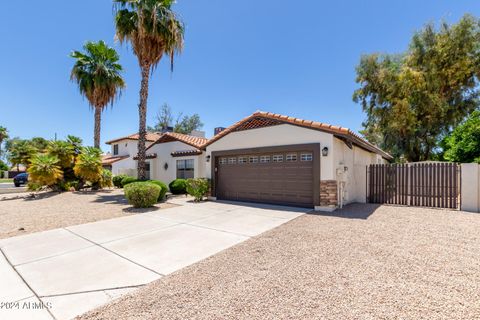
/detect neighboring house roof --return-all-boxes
[101,155,129,165]
[146,132,208,151]
[171,149,203,157]
[203,111,393,160]
[105,132,162,145]
[133,153,158,160]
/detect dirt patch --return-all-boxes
[78,204,480,320]
[0,189,177,239]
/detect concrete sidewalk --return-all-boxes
[0,200,306,320]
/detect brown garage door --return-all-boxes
[213,145,320,208]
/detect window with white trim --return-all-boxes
[249,156,258,163]
[177,159,194,179]
[228,157,237,164]
[113,144,119,155]
[238,156,248,164]
[300,153,313,161]
[286,153,297,162]
[273,155,283,162]
[260,155,270,163]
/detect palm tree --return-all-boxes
[114,0,184,180]
[70,41,125,149]
[0,126,9,159]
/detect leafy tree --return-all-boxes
[74,147,103,183]
[67,135,83,156]
[441,111,480,163]
[0,126,9,159]
[115,0,184,180]
[353,14,480,162]
[8,140,38,170]
[148,103,203,134]
[30,137,48,152]
[28,154,63,187]
[47,141,75,168]
[0,159,8,172]
[70,41,125,148]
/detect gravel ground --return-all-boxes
[0,189,177,239]
[78,204,480,320]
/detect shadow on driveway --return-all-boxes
[309,203,381,220]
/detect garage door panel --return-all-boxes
[215,148,316,207]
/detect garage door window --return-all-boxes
[286,153,297,162]
[249,156,258,163]
[177,159,194,179]
[260,155,270,163]
[228,157,237,164]
[273,155,283,162]
[301,153,313,161]
[219,158,227,165]
[238,156,248,164]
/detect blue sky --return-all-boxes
[1,0,479,151]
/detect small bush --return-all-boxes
[100,169,113,188]
[186,178,210,202]
[147,180,168,201]
[113,174,128,188]
[121,176,138,187]
[124,182,161,208]
[169,179,187,194]
[27,182,43,191]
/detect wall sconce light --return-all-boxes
[164,163,169,170]
[206,155,211,162]
[322,147,329,157]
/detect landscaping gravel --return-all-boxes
[0,189,177,239]
[78,204,480,320]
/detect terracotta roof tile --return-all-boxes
[202,111,392,160]
[146,132,208,151]
[101,155,129,165]
[105,132,162,145]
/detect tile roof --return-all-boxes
[146,132,208,151]
[203,111,393,160]
[101,155,129,165]
[171,149,203,157]
[105,132,162,145]
[133,153,157,160]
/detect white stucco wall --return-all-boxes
[205,124,335,180]
[461,163,480,213]
[110,139,156,177]
[333,137,388,205]
[148,141,204,184]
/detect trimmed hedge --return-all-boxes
[147,180,168,201]
[186,178,210,202]
[169,179,187,194]
[124,182,161,208]
[113,174,128,188]
[121,176,139,187]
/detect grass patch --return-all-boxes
[0,179,12,183]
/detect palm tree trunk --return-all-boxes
[137,65,150,180]
[94,107,102,149]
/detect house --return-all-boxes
[103,131,208,181]
[105,111,391,211]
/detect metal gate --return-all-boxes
[367,163,461,209]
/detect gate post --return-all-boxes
[461,163,479,212]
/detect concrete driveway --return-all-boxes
[0,200,306,320]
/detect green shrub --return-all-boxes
[124,182,161,208]
[147,180,168,201]
[121,176,138,187]
[113,174,128,188]
[100,169,113,188]
[169,179,187,194]
[186,178,210,202]
[27,182,43,191]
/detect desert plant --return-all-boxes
[113,174,128,188]
[185,178,209,202]
[47,140,75,168]
[169,178,186,194]
[27,181,43,191]
[70,41,125,148]
[73,147,103,183]
[27,154,63,187]
[147,180,168,201]
[121,176,139,187]
[100,169,113,188]
[124,182,161,208]
[114,0,184,179]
